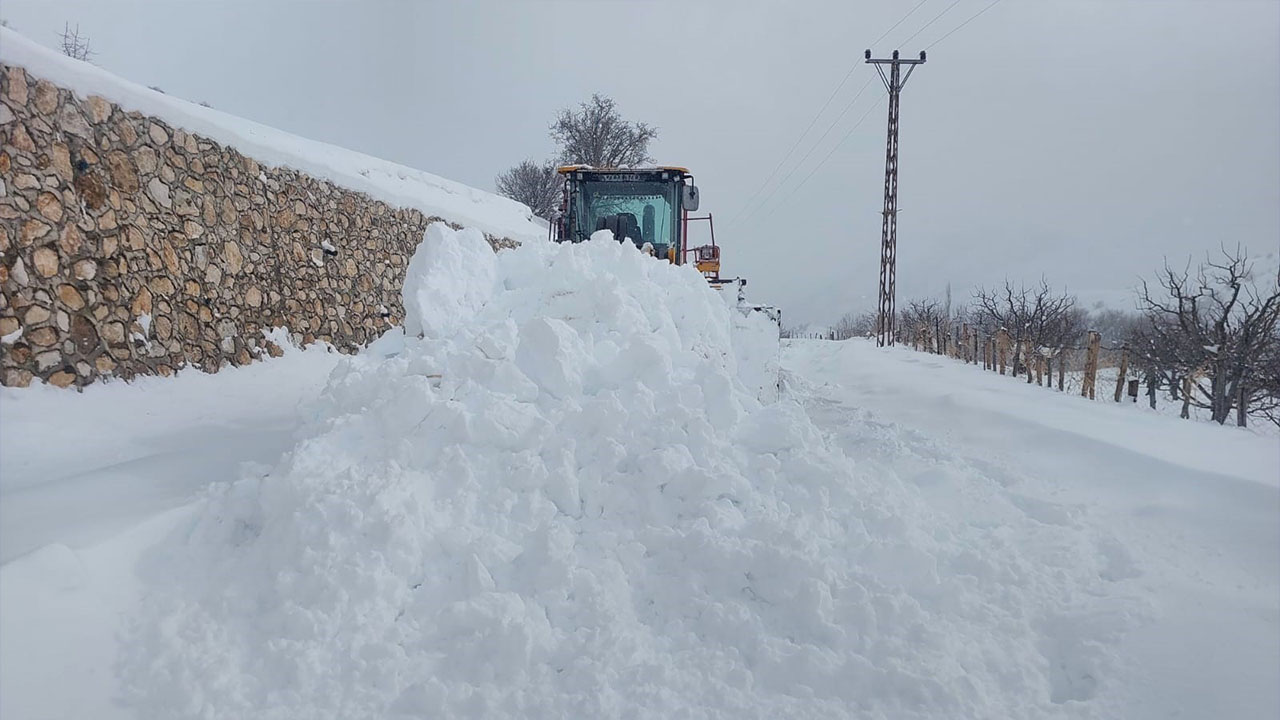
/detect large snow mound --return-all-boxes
[122,230,1144,718]
[0,28,544,243]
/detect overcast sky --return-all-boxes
[3,0,1277,326]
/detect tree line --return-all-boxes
[795,246,1280,427]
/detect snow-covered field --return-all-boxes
[3,229,1276,719]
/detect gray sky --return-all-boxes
[4,0,1277,326]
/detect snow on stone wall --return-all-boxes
[0,57,521,388]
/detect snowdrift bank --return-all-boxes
[123,230,1143,718]
[0,28,544,242]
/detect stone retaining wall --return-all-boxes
[0,64,510,388]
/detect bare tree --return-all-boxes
[1136,246,1280,425]
[973,280,1078,376]
[60,23,93,62]
[899,298,945,351]
[831,311,876,340]
[495,160,560,221]
[1251,338,1280,425]
[1088,307,1143,347]
[551,94,658,168]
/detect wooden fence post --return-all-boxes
[1081,331,1101,399]
[1112,345,1129,402]
[1058,348,1066,391]
[996,329,1009,375]
[1035,352,1044,386]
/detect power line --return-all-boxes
[722,76,854,228]
[733,0,996,246]
[897,0,964,48]
[866,50,928,348]
[734,77,876,229]
[925,0,1004,49]
[792,101,883,195]
[752,0,993,235]
[750,98,884,224]
[871,0,932,46]
[724,0,930,229]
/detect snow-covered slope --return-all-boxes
[0,27,544,242]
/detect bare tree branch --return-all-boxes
[60,22,93,62]
[1135,246,1280,425]
[495,160,560,221]
[550,94,658,168]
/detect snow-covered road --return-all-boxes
[0,342,341,720]
[786,339,1279,719]
[2,331,1276,719]
[0,340,342,563]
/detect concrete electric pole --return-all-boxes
[865,49,926,347]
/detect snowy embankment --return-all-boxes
[5,228,1275,718]
[0,27,545,243]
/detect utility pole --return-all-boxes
[865,49,926,347]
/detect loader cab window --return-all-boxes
[574,179,679,257]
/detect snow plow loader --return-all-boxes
[551,165,781,401]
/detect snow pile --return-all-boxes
[122,230,1143,718]
[725,301,781,405]
[0,28,544,242]
[400,226,499,339]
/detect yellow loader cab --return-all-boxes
[551,165,703,269]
